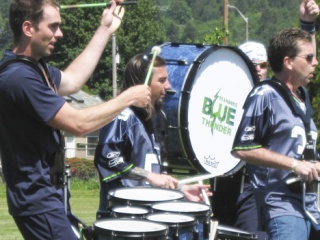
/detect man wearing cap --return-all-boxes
[211,41,269,240]
[239,41,269,81]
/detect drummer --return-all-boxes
[94,53,212,219]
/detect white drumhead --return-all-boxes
[113,206,149,214]
[152,201,210,212]
[111,187,184,201]
[187,47,254,174]
[95,219,167,232]
[147,213,194,223]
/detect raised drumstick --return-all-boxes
[144,46,162,85]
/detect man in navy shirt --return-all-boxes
[0,1,151,239]
[95,53,212,218]
[231,1,320,239]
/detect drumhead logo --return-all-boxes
[204,155,219,168]
[202,90,237,136]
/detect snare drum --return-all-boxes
[215,225,258,240]
[151,201,211,240]
[93,219,168,240]
[108,187,185,209]
[149,42,258,175]
[111,206,149,219]
[147,213,196,240]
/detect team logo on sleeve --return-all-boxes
[107,152,124,168]
[107,152,120,159]
[241,125,255,141]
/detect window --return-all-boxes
[87,137,98,156]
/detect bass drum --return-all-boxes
[154,42,258,175]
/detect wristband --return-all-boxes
[300,19,316,34]
[291,158,298,173]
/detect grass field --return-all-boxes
[0,179,100,240]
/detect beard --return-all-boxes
[145,100,163,120]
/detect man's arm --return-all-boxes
[300,0,319,53]
[58,0,125,96]
[47,84,150,135]
[232,147,320,183]
[127,167,178,189]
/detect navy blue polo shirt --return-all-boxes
[0,50,66,216]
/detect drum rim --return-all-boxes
[180,45,257,175]
[93,219,169,237]
[151,200,211,216]
[146,213,196,228]
[217,225,258,239]
[112,205,149,215]
[108,187,185,207]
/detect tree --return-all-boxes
[166,0,192,25]
[182,20,197,42]
[0,0,11,56]
[203,27,229,45]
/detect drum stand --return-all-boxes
[286,176,320,225]
[63,164,89,239]
[64,164,71,213]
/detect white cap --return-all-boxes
[239,41,267,63]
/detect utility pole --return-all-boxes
[60,3,120,97]
[112,34,118,97]
[224,0,228,45]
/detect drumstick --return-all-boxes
[61,2,137,9]
[198,180,210,205]
[177,172,223,188]
[144,46,162,85]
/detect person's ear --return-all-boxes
[22,21,35,38]
[283,56,293,70]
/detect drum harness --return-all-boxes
[0,55,66,189]
[0,55,91,238]
[255,77,320,225]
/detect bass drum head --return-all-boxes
[153,42,258,175]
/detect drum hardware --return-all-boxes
[169,42,206,48]
[166,89,177,94]
[240,167,247,194]
[146,213,196,240]
[111,206,149,219]
[62,163,88,239]
[64,164,72,213]
[151,201,212,240]
[93,219,168,240]
[165,59,188,65]
[286,176,320,225]
[107,187,185,209]
[215,225,258,240]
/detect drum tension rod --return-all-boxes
[165,59,188,65]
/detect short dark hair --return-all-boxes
[9,0,60,45]
[268,28,312,73]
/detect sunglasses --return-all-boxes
[253,62,268,69]
[296,53,315,62]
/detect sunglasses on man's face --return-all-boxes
[253,62,268,69]
[296,53,315,62]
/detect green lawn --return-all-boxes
[0,180,99,240]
